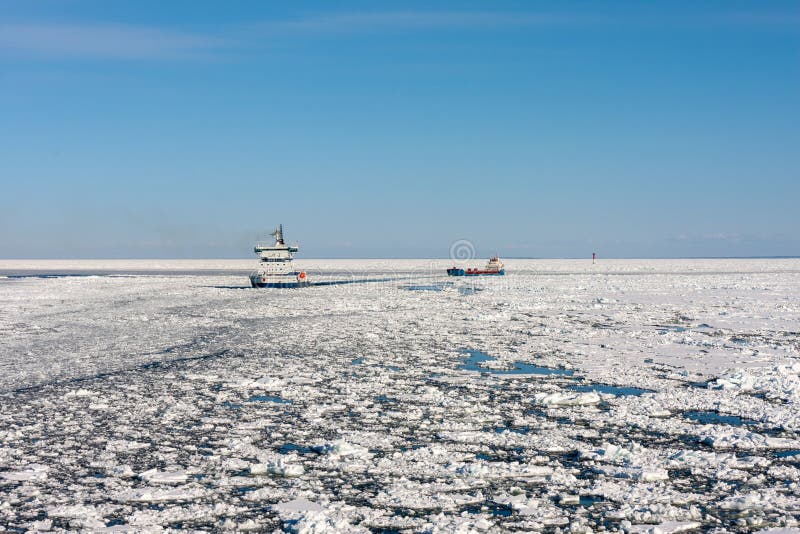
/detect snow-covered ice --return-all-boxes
[1,258,799,531]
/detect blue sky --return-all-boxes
[1,1,798,258]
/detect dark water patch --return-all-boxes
[233,486,257,497]
[461,350,574,376]
[685,411,756,427]
[351,358,364,365]
[463,501,513,517]
[775,450,800,458]
[558,494,606,510]
[403,284,445,292]
[579,496,603,507]
[485,444,526,459]
[313,277,405,287]
[279,443,315,455]
[8,348,236,396]
[656,325,688,333]
[458,286,482,296]
[4,273,102,280]
[530,408,575,426]
[223,401,243,410]
[669,467,694,479]
[746,391,780,404]
[478,449,526,462]
[568,384,653,396]
[212,285,252,289]
[248,395,292,404]
[555,450,598,481]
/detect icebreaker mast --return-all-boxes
[272,224,285,246]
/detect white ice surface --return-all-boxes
[1,259,799,531]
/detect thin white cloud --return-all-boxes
[262,10,599,33]
[667,232,779,243]
[257,8,800,35]
[713,10,800,29]
[0,23,224,60]
[2,8,795,61]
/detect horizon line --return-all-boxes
[1,256,799,261]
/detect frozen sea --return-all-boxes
[1,259,799,532]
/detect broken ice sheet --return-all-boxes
[1,258,799,531]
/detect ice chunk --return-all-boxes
[64,388,98,398]
[701,428,800,450]
[106,439,150,452]
[720,492,769,510]
[139,468,189,484]
[115,487,207,503]
[250,457,305,477]
[709,370,756,391]
[559,494,580,505]
[628,521,703,534]
[273,498,324,513]
[1,464,48,481]
[315,438,372,458]
[584,442,643,464]
[639,468,670,482]
[107,464,135,478]
[534,391,601,406]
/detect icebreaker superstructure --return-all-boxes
[249,225,309,288]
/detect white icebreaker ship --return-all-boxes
[249,225,309,288]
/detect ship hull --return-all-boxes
[249,272,310,288]
[447,268,505,277]
[251,281,311,288]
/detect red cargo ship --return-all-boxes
[447,257,505,276]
